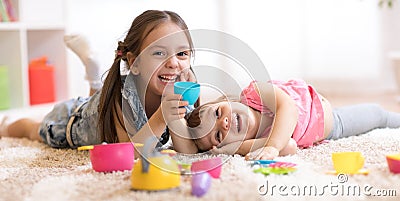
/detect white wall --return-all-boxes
[221,0,397,93]
[64,0,400,97]
[381,1,400,92]
[304,0,381,79]
[64,0,223,97]
[221,0,305,81]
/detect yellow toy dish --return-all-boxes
[131,155,181,190]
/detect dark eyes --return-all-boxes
[215,107,222,143]
[215,107,220,119]
[153,51,189,57]
[177,51,189,57]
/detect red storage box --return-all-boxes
[29,57,55,105]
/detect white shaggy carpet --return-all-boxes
[1,128,400,201]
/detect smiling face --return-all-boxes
[134,22,192,96]
[191,101,261,151]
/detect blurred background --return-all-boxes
[64,0,400,100]
[2,0,400,118]
[0,0,400,123]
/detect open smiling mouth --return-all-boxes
[215,113,242,144]
[233,112,241,133]
[215,132,222,143]
[158,75,178,83]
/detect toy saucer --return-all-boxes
[254,167,296,175]
[160,149,177,156]
[176,161,192,175]
[251,161,297,175]
[250,160,277,166]
[326,169,369,175]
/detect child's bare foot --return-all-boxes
[0,116,9,138]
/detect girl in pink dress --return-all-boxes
[171,79,400,160]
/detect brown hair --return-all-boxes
[186,95,239,134]
[98,10,194,143]
[185,95,239,152]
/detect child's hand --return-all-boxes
[245,146,279,160]
[161,93,188,125]
[210,141,242,155]
[179,68,196,82]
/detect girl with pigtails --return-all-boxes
[1,10,198,150]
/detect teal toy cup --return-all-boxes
[174,82,200,105]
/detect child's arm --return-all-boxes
[211,138,278,156]
[210,82,298,159]
[236,138,292,159]
[210,138,297,158]
[169,119,199,154]
[245,82,298,159]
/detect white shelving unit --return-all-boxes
[0,0,67,113]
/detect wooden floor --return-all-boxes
[323,91,400,113]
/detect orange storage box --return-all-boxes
[29,57,55,105]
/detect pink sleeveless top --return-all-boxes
[240,79,324,148]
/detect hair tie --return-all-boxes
[115,50,123,56]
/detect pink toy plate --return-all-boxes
[191,157,223,178]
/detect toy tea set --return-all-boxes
[79,137,222,197]
[251,151,400,176]
[327,151,400,175]
[328,151,369,175]
[78,81,218,196]
[77,81,400,196]
[78,142,135,172]
[250,160,298,176]
[78,140,400,197]
[129,136,222,197]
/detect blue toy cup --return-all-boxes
[174,82,200,105]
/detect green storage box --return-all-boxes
[0,66,10,110]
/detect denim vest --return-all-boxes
[40,72,193,148]
[120,73,194,145]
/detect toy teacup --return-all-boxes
[331,152,365,174]
[386,153,400,174]
[191,157,223,178]
[174,81,200,105]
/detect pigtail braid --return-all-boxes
[98,43,126,143]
